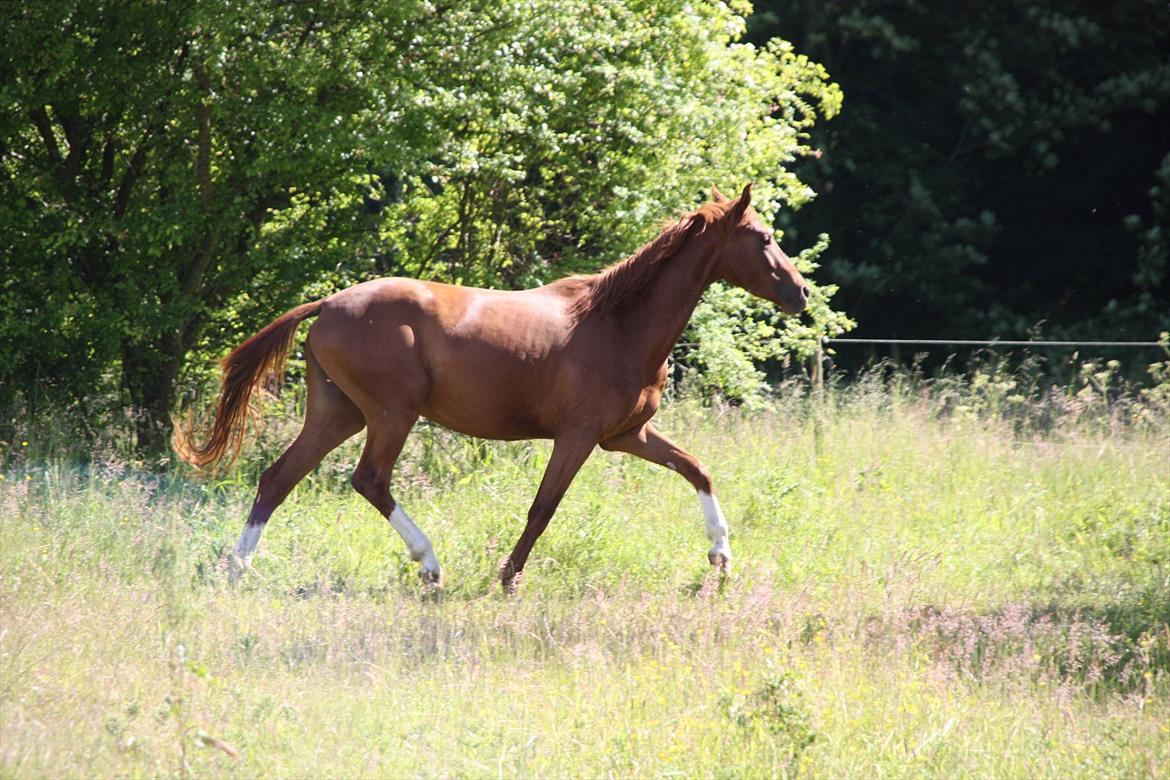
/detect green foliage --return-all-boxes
[1,0,847,455]
[723,672,817,771]
[1134,331,1170,427]
[375,1,841,288]
[749,0,1170,342]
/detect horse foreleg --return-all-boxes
[500,434,596,594]
[600,423,730,573]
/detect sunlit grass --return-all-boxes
[2,381,1167,778]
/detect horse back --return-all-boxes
[310,278,601,439]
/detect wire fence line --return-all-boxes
[826,338,1164,348]
[675,338,1165,350]
[809,336,1167,393]
[671,336,1167,394]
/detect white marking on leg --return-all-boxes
[235,523,263,561]
[229,523,264,582]
[698,490,731,562]
[388,504,441,582]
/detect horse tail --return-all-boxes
[172,299,325,470]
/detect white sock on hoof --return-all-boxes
[388,505,441,581]
[698,490,731,562]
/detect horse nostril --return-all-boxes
[801,286,810,300]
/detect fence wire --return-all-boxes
[827,338,1163,348]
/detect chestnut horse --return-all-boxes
[174,184,808,592]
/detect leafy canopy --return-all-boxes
[1,0,847,452]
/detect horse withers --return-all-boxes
[174,184,809,592]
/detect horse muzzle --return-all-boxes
[778,285,810,315]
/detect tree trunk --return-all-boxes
[122,335,183,463]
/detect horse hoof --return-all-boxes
[227,555,267,585]
[227,555,248,585]
[419,567,443,588]
[498,557,523,595]
[708,551,731,575]
[501,570,523,595]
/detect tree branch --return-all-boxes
[195,72,213,210]
[114,139,148,218]
[28,107,62,166]
[59,112,89,183]
[99,135,117,187]
[112,40,191,218]
[180,66,219,298]
[183,230,220,298]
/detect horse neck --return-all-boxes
[617,233,719,373]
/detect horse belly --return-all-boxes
[420,349,556,440]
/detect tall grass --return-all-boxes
[1,364,1168,778]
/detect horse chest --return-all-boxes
[600,370,666,438]
[627,386,662,422]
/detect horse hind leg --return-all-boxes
[350,416,441,586]
[309,319,438,587]
[231,345,364,578]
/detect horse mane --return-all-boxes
[568,199,748,320]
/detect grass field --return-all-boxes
[2,371,1168,778]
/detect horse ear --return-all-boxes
[711,185,728,203]
[727,182,753,223]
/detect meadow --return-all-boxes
[2,365,1168,778]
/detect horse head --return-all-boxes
[710,184,809,315]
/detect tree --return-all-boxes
[372,1,842,289]
[747,0,1170,345]
[2,0,847,457]
[1,0,436,453]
